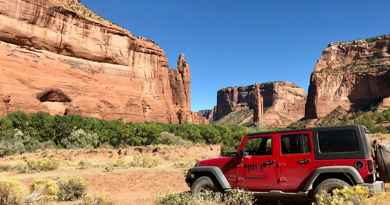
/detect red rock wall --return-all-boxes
[305,36,390,119]
[0,0,205,124]
[215,82,306,127]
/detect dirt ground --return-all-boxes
[0,145,221,205]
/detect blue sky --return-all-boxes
[82,0,390,111]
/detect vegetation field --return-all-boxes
[0,111,390,205]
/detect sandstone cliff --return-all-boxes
[0,0,205,124]
[214,82,306,127]
[305,35,390,119]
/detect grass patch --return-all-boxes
[0,178,26,205]
[16,158,60,173]
[28,178,60,203]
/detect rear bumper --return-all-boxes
[361,181,385,193]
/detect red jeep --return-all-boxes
[186,125,385,203]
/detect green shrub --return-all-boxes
[0,112,252,156]
[0,178,26,205]
[316,186,369,205]
[60,129,99,149]
[57,176,87,201]
[0,129,40,156]
[158,132,192,145]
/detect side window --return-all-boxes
[318,130,359,153]
[244,137,272,156]
[281,134,310,154]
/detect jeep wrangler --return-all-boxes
[186,125,385,203]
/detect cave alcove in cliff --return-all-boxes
[37,88,72,103]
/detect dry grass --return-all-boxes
[0,145,220,205]
[1,143,389,205]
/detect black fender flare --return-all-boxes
[187,166,231,190]
[303,166,364,192]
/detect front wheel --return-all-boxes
[191,176,218,196]
[313,178,350,204]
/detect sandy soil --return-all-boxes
[0,145,221,205]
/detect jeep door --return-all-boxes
[238,135,278,191]
[277,131,314,191]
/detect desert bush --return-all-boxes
[128,155,160,168]
[158,190,255,205]
[111,158,129,168]
[157,192,218,205]
[27,178,60,203]
[316,186,369,205]
[78,194,115,205]
[60,128,99,149]
[158,132,192,145]
[17,158,60,173]
[57,176,87,201]
[0,129,40,156]
[223,189,255,205]
[0,178,26,205]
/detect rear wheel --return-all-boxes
[313,178,350,204]
[191,176,218,196]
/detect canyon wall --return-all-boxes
[0,0,206,123]
[214,81,306,127]
[305,35,390,119]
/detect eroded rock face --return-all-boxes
[198,109,215,122]
[215,82,306,127]
[0,0,205,123]
[305,36,390,119]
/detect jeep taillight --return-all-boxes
[367,159,374,173]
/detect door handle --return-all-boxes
[263,160,274,166]
[298,159,310,165]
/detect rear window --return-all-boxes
[318,130,360,153]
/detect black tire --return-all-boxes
[190,176,217,196]
[313,178,350,204]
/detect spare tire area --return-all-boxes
[375,143,390,183]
